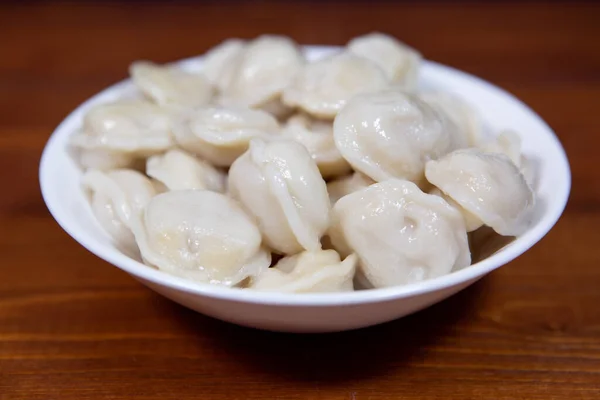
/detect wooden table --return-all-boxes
[1,1,599,399]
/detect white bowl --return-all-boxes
[40,46,570,333]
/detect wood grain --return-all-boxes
[0,1,599,399]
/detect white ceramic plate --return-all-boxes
[40,46,570,333]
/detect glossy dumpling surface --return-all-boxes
[83,169,157,256]
[329,179,470,288]
[282,52,389,119]
[171,106,279,166]
[146,149,226,192]
[347,32,422,90]
[425,148,535,236]
[282,114,351,178]
[228,138,331,254]
[250,250,357,293]
[134,190,270,286]
[333,90,457,185]
[129,61,213,109]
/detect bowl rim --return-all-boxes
[39,45,571,307]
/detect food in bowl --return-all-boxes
[68,33,536,294]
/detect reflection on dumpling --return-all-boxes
[250,250,357,293]
[419,90,481,148]
[282,114,351,178]
[228,138,331,254]
[146,149,226,192]
[347,32,421,90]
[220,35,304,108]
[425,148,535,236]
[83,169,157,256]
[133,190,270,286]
[171,106,279,167]
[282,52,389,119]
[202,38,246,91]
[129,61,213,109]
[70,100,174,170]
[326,172,375,205]
[329,179,470,288]
[333,90,457,186]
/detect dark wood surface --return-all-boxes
[1,1,599,399]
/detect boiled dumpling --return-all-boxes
[429,187,482,232]
[329,179,470,288]
[70,100,174,170]
[133,190,270,286]
[171,106,279,167]
[77,100,174,151]
[282,52,389,119]
[282,114,351,178]
[425,148,535,236]
[146,149,226,192]
[480,130,521,166]
[129,61,213,109]
[480,129,535,185]
[419,90,481,147]
[326,172,375,205]
[333,90,458,186]
[219,35,304,108]
[70,102,173,171]
[83,169,157,256]
[201,38,246,91]
[74,147,142,171]
[347,32,421,90]
[228,138,331,254]
[250,250,357,293]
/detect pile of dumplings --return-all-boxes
[71,33,536,294]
